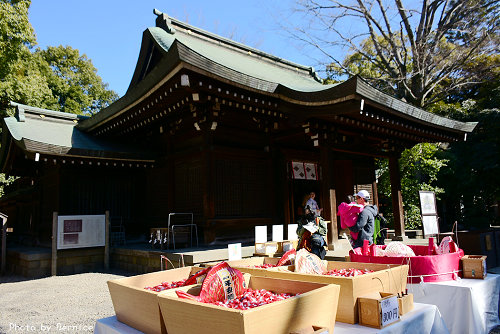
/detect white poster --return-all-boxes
[422,215,439,236]
[419,191,437,215]
[57,215,106,250]
[255,226,267,243]
[272,225,284,242]
[228,243,242,261]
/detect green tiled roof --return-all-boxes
[78,10,476,135]
[2,102,155,161]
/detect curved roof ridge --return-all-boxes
[154,9,323,83]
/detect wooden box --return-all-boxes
[157,275,340,334]
[107,266,205,334]
[289,326,329,334]
[358,292,400,329]
[279,239,299,253]
[398,293,414,315]
[202,257,281,276]
[255,241,279,255]
[462,255,487,278]
[239,261,408,324]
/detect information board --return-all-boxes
[57,215,106,249]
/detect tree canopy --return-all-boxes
[0,0,118,115]
[289,0,499,108]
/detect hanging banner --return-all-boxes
[304,163,318,180]
[291,161,318,180]
[291,161,306,179]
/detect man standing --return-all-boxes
[305,192,323,217]
[349,190,378,248]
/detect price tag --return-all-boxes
[380,295,399,327]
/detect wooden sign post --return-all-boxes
[1,213,8,275]
[51,212,58,276]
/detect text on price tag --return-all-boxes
[380,295,399,327]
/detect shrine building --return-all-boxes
[0,10,477,251]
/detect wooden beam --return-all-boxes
[389,156,405,239]
[51,212,58,276]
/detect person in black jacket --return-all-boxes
[349,190,378,248]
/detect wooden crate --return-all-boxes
[157,275,340,334]
[255,241,279,255]
[279,240,299,253]
[107,266,205,334]
[201,257,283,276]
[462,255,487,279]
[237,261,408,324]
[398,293,414,315]
[358,292,400,329]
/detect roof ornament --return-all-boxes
[154,9,176,34]
[309,66,323,83]
[10,102,25,122]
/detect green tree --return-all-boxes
[0,0,54,111]
[36,46,118,115]
[377,143,448,229]
[0,0,118,114]
[287,0,499,108]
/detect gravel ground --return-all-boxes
[0,271,131,334]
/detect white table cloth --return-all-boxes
[95,303,447,334]
[94,316,143,334]
[408,274,500,334]
[335,303,449,334]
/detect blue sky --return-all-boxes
[29,0,321,97]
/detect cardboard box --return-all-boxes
[238,261,408,324]
[255,241,278,255]
[462,255,487,278]
[398,293,414,315]
[157,275,340,334]
[358,292,400,329]
[107,266,206,334]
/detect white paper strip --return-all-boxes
[287,224,298,240]
[272,225,284,242]
[255,226,267,243]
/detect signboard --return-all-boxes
[419,191,437,215]
[422,215,439,236]
[419,191,439,236]
[380,295,399,327]
[57,215,105,249]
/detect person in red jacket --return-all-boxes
[349,190,378,248]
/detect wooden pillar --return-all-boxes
[320,146,338,249]
[328,189,338,249]
[51,212,58,276]
[202,128,215,243]
[104,210,110,270]
[1,213,7,275]
[389,156,405,239]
